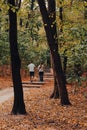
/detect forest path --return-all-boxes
[0,87,13,103]
[0,71,53,104]
[0,87,29,104]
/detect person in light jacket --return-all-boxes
[28,61,35,82]
[38,63,44,82]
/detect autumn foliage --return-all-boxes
[0,77,87,129]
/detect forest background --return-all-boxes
[0,0,87,86]
[0,0,87,129]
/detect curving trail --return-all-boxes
[0,88,13,103]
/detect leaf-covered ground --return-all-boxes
[0,77,87,130]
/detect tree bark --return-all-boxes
[59,2,63,33]
[50,75,59,99]
[8,0,27,114]
[50,53,59,98]
[48,0,59,98]
[37,0,71,105]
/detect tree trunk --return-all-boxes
[50,53,59,98]
[8,0,27,114]
[48,0,60,98]
[52,51,70,105]
[63,49,67,84]
[37,0,71,105]
[50,75,59,99]
[30,0,35,10]
[59,4,63,32]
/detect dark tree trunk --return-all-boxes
[59,3,63,32]
[63,49,67,84]
[50,53,59,98]
[30,0,35,10]
[84,0,87,19]
[59,2,67,84]
[48,0,59,98]
[8,0,27,114]
[37,0,71,105]
[52,51,70,105]
[20,18,22,27]
[50,75,59,98]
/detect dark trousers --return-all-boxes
[39,72,44,81]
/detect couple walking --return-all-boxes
[27,61,44,82]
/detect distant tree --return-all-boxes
[59,1,63,33]
[30,0,35,10]
[84,0,87,19]
[8,0,27,114]
[37,0,71,105]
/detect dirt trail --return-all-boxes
[0,88,13,103]
[0,72,53,104]
[0,87,29,104]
